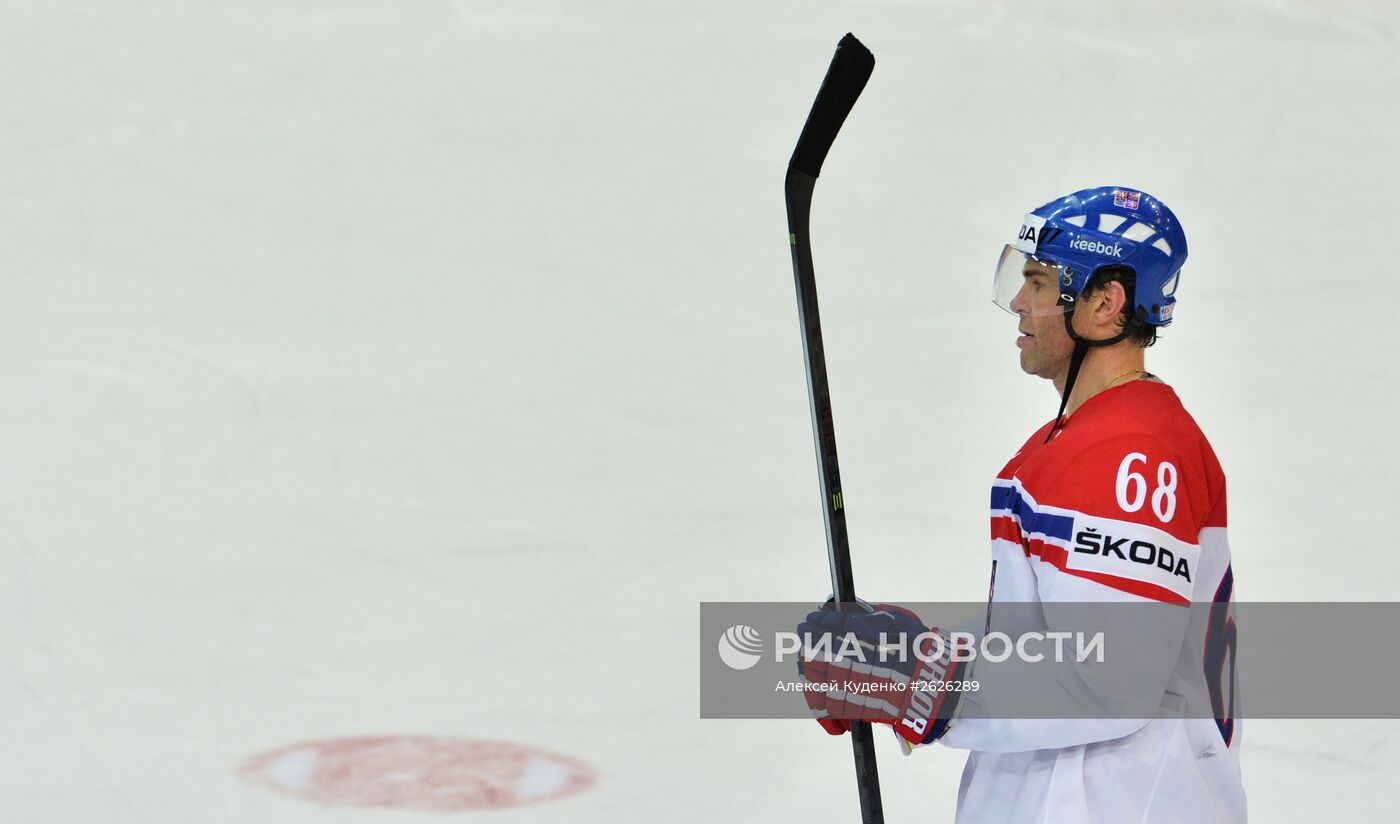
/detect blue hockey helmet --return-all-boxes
[993,186,1188,327]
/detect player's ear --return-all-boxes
[1096,280,1128,325]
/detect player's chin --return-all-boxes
[1017,350,1037,375]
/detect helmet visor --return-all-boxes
[992,245,1073,318]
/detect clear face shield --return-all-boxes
[992,245,1074,319]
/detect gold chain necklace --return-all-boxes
[1101,368,1146,393]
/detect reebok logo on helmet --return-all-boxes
[1069,237,1123,258]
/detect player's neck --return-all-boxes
[1055,346,1147,417]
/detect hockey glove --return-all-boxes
[795,603,966,746]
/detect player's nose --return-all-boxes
[1008,283,1030,315]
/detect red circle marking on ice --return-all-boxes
[239,736,596,811]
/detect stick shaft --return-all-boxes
[783,33,882,824]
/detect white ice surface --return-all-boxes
[0,1,1397,822]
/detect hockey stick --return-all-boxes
[783,33,882,824]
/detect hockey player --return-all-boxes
[796,188,1245,822]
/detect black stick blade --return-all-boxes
[788,33,875,179]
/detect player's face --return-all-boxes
[1007,259,1074,379]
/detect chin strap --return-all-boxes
[1045,338,1088,443]
[1044,309,1134,444]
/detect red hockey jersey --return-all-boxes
[991,379,1230,607]
[939,379,1245,823]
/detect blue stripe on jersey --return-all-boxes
[990,484,1075,542]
